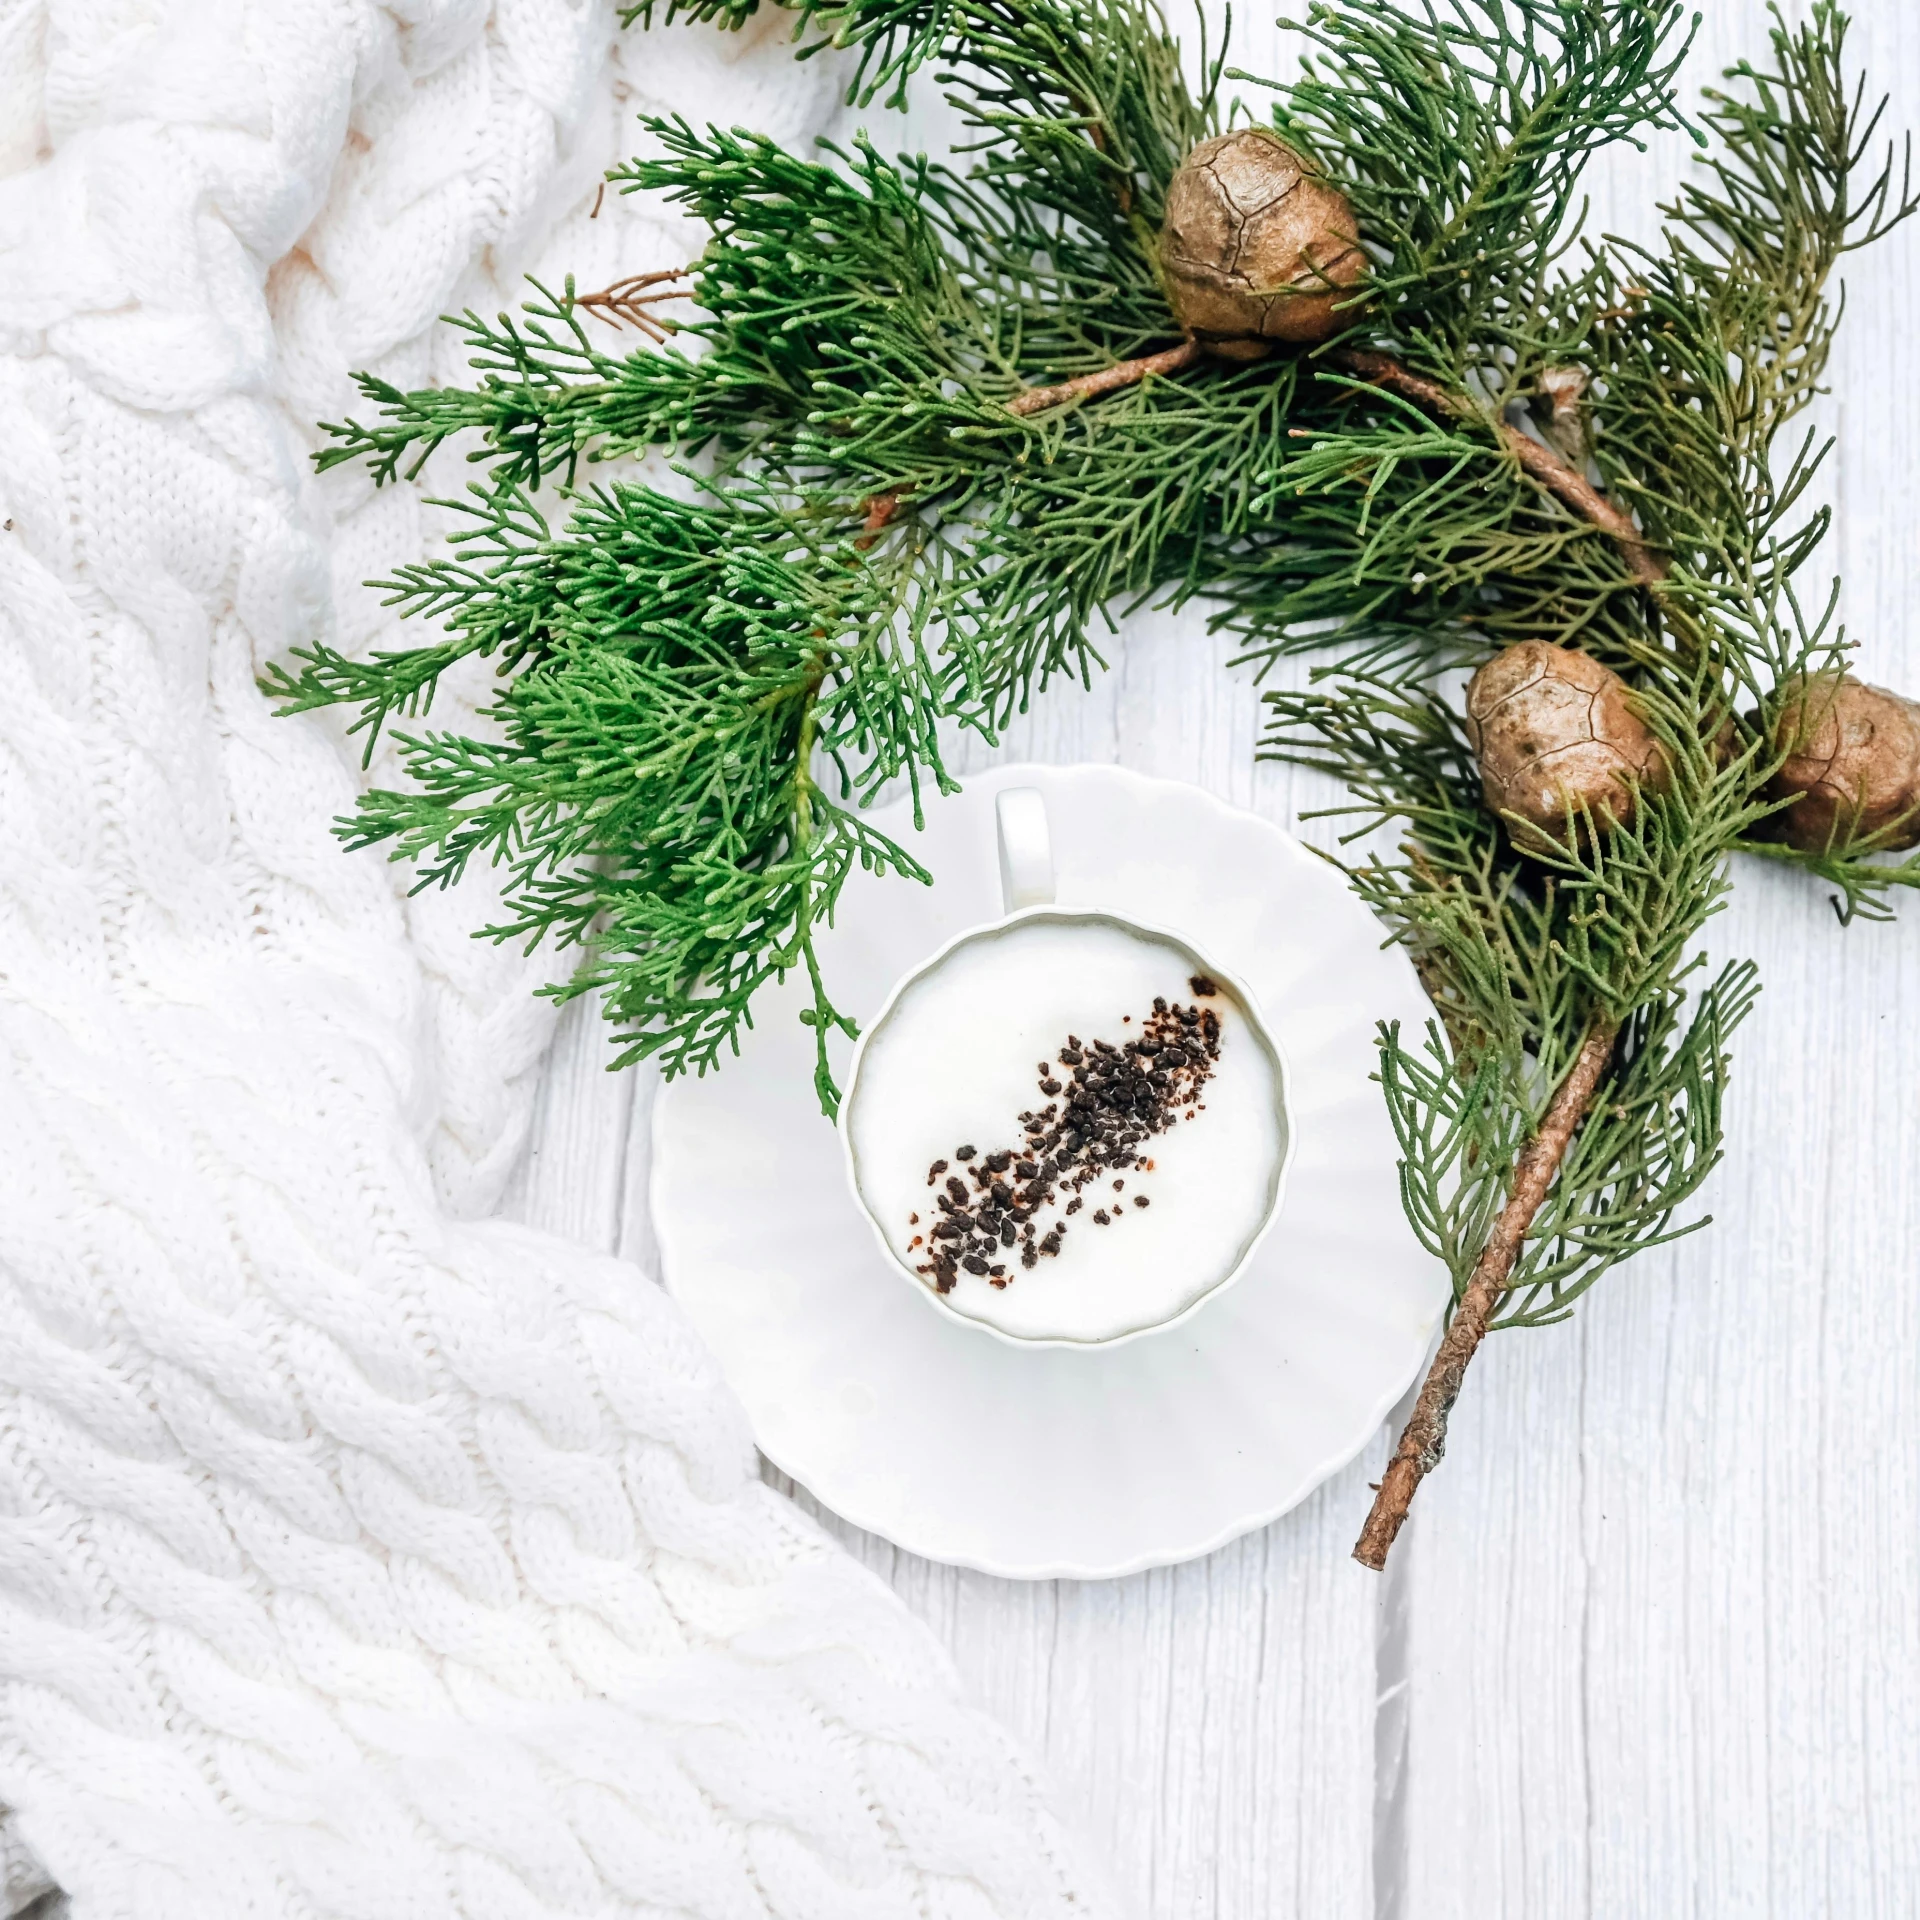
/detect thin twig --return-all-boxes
[1352,1015,1622,1571]
[571,270,693,342]
[1008,341,1670,591]
[854,491,906,549]
[1331,348,1669,587]
[1008,339,1206,416]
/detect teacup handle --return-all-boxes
[996,786,1055,913]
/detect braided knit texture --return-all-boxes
[0,4,1106,1914]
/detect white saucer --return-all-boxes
[653,765,1447,1577]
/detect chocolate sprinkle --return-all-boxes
[906,992,1224,1298]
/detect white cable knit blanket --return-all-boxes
[0,4,1104,1914]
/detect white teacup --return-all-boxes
[840,787,1293,1347]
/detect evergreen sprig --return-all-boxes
[267,0,1913,1561]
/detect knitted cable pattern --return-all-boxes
[0,3,1108,1914]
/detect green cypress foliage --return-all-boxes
[265,1,1918,1554]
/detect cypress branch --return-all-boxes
[270,0,1918,1564]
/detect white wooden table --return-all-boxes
[505,9,1920,1912]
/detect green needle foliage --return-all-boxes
[1260,0,1917,1329]
[268,0,1913,1521]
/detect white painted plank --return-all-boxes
[501,13,1397,1918]
[507,8,1920,1917]
[505,616,1388,1920]
[496,985,636,1250]
[1400,8,1920,1916]
[777,1454,1392,1920]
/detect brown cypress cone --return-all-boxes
[1159,130,1366,358]
[1763,672,1920,852]
[1464,642,1669,846]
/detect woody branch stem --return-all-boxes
[1008,342,1667,588]
[1330,348,1669,587]
[1352,1014,1622,1571]
[1007,339,1206,416]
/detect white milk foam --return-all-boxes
[847,914,1286,1342]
